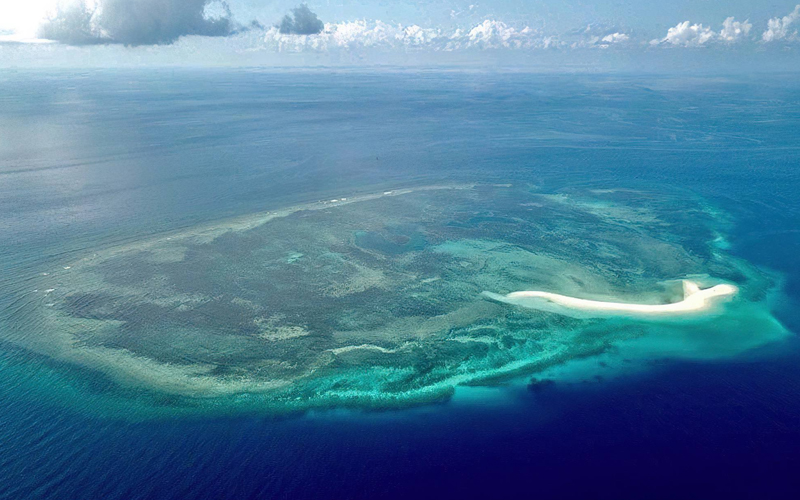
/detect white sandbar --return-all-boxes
[484,281,738,319]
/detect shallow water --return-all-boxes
[5,182,788,416]
[1,70,798,498]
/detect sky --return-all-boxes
[1,0,799,69]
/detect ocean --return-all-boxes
[1,70,798,499]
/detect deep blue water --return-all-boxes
[1,70,799,499]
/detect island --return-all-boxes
[484,281,739,318]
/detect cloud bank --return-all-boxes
[26,2,800,54]
[39,0,234,45]
[261,19,629,52]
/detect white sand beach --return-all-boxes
[484,281,738,318]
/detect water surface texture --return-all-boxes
[1,71,798,499]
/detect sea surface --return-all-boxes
[1,70,799,499]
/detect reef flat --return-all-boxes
[6,184,789,415]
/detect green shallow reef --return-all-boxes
[4,184,790,416]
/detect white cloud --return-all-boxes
[602,32,629,44]
[652,17,755,46]
[401,25,441,46]
[656,21,716,46]
[762,4,800,42]
[461,20,541,49]
[261,20,440,51]
[564,25,631,49]
[263,19,636,53]
[719,17,752,42]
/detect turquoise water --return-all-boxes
[1,70,799,498]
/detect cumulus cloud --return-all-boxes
[656,21,715,46]
[38,0,235,45]
[719,17,752,42]
[602,32,630,44]
[762,4,800,42]
[652,17,754,46]
[565,25,631,48]
[279,4,324,35]
[460,20,545,49]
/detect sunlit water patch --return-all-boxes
[2,184,789,417]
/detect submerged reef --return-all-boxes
[7,184,789,415]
